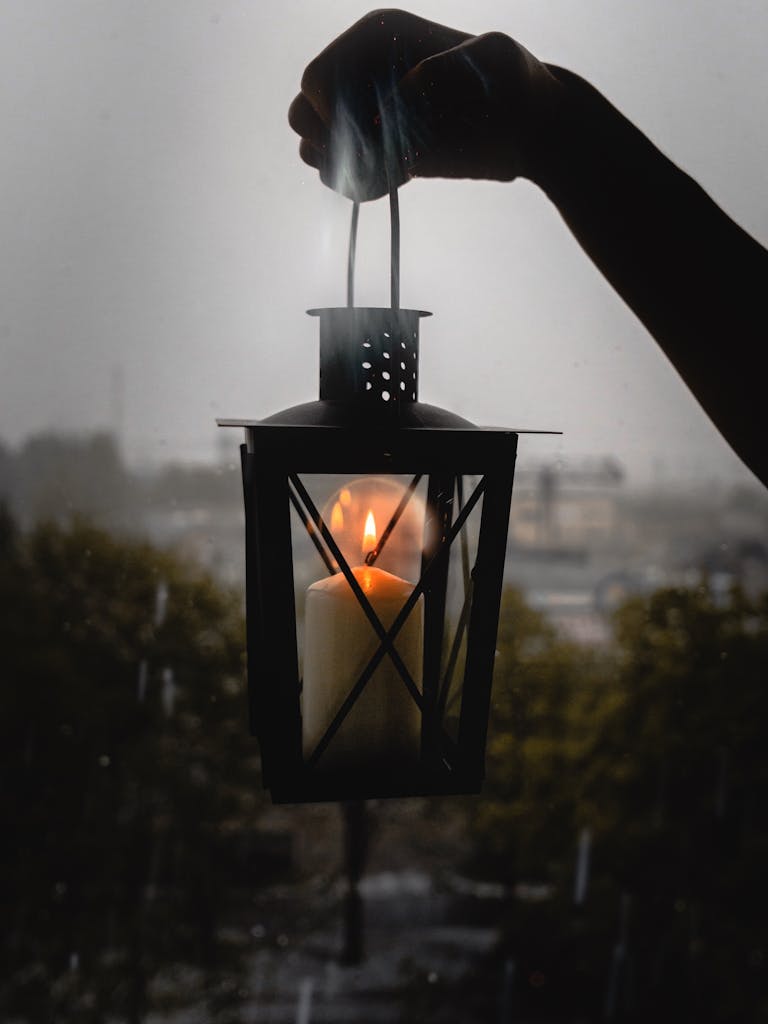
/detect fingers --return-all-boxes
[288,92,326,146]
[289,92,328,171]
[299,138,323,171]
[287,11,488,194]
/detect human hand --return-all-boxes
[288,9,563,201]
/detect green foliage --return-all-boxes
[465,583,768,1021]
[467,587,609,884]
[588,585,768,1020]
[3,506,767,1021]
[0,514,259,1021]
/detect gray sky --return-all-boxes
[1,0,766,487]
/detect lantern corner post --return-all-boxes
[240,437,303,797]
[420,469,455,768]
[457,439,518,786]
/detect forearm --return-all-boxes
[531,67,768,486]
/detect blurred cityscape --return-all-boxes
[3,429,766,639]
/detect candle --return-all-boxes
[302,509,423,771]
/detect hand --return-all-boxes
[288,9,563,201]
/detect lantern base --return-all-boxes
[267,763,483,805]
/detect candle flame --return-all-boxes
[362,509,377,558]
[330,501,344,532]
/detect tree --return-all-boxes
[463,583,768,1021]
[0,515,261,1022]
[585,585,768,1020]
[466,587,607,885]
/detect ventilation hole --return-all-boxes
[383,351,390,359]
[412,331,417,339]
[383,332,390,338]
[400,361,406,370]
[412,372,417,380]
[411,390,416,399]
[412,351,417,359]
[382,371,390,380]
[362,361,371,369]
[382,390,391,402]
[400,381,406,391]
[363,341,372,349]
[365,382,372,391]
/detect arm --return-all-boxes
[289,11,768,487]
[534,66,768,488]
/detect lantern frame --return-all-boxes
[220,305,553,803]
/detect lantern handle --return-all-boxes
[346,201,359,308]
[345,188,401,311]
[389,186,400,311]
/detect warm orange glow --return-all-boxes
[330,501,344,532]
[362,509,377,558]
[339,488,352,508]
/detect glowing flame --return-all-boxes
[362,509,377,558]
[330,501,344,532]
[339,488,352,508]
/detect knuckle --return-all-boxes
[474,31,514,57]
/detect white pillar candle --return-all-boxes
[302,563,423,771]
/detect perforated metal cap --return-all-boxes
[308,307,431,407]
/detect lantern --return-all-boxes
[219,202,552,803]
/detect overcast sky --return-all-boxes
[1,1,766,487]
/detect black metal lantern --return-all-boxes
[219,201,550,803]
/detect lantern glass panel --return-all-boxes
[289,474,430,674]
[285,468,492,779]
[289,472,429,774]
[435,475,484,747]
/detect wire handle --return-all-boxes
[345,189,401,311]
[346,201,359,308]
[389,187,400,310]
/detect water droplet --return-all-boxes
[162,667,176,717]
[154,581,169,627]
[137,659,148,703]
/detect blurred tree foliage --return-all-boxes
[468,588,610,884]
[0,510,259,1022]
[466,584,768,1022]
[2,501,767,1022]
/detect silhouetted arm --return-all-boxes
[290,11,768,488]
[536,66,768,487]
